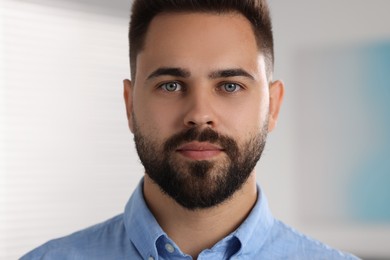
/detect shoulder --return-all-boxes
[20,214,134,260]
[264,219,360,259]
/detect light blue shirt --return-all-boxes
[21,179,359,259]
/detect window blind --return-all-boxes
[0,0,143,258]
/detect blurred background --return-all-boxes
[1,0,389,259]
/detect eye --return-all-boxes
[160,82,182,92]
[221,83,242,93]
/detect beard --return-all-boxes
[133,117,268,210]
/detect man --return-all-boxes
[22,0,359,259]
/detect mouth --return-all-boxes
[176,141,224,160]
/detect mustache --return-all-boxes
[163,127,239,158]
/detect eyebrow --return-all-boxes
[209,68,255,80]
[146,67,255,81]
[146,67,191,80]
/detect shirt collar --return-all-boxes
[124,178,166,260]
[233,185,274,256]
[124,179,274,259]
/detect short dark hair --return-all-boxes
[129,0,274,82]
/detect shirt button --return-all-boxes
[165,243,175,253]
[148,256,154,260]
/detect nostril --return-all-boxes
[183,111,215,127]
[187,121,197,126]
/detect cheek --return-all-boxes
[219,93,268,134]
[133,94,180,137]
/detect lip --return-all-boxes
[176,142,223,160]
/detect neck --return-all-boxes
[143,173,257,259]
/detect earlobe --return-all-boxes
[123,79,134,133]
[267,80,284,132]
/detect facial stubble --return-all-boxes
[133,116,268,210]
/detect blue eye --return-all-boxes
[222,83,241,92]
[160,82,182,92]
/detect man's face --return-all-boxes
[124,12,283,209]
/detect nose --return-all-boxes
[183,90,216,128]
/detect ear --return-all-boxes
[123,79,134,133]
[267,80,284,132]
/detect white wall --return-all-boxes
[1,0,141,259]
[1,0,390,259]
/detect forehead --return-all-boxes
[135,12,264,82]
[145,11,257,52]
